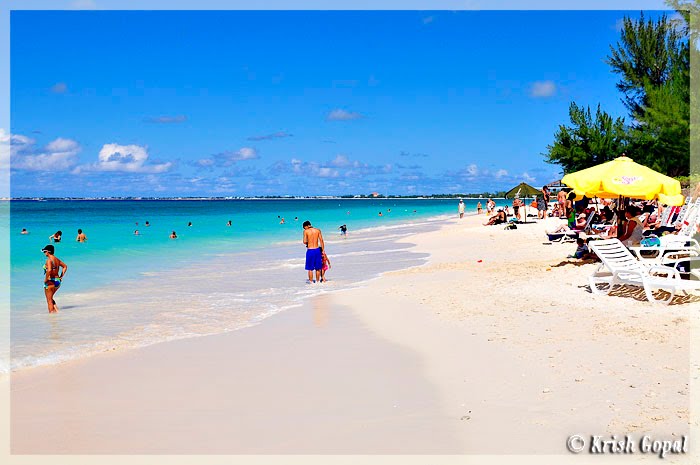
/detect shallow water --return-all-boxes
[7,198,489,373]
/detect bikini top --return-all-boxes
[43,257,59,276]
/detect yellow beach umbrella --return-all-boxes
[561,156,684,206]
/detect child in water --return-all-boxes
[320,249,331,282]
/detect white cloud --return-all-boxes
[330,154,351,167]
[522,172,536,183]
[495,169,508,178]
[10,134,81,171]
[233,147,258,160]
[50,82,68,94]
[79,143,172,173]
[326,109,363,121]
[316,167,339,178]
[197,158,215,167]
[466,164,478,176]
[529,80,556,98]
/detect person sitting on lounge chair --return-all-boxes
[619,205,644,247]
[547,212,587,235]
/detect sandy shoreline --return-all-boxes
[7,213,700,460]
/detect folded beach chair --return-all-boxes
[588,238,700,305]
[678,199,700,237]
[671,197,693,229]
[656,204,674,229]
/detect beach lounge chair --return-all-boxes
[547,213,596,243]
[588,239,700,305]
[629,234,700,264]
[671,197,694,230]
[678,199,700,237]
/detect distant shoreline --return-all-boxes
[3,196,502,201]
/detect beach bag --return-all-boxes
[640,235,661,247]
[504,223,517,230]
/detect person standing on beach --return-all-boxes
[539,185,550,219]
[320,249,331,282]
[339,224,347,237]
[302,220,325,283]
[557,190,567,218]
[512,197,523,222]
[76,229,87,242]
[42,244,67,313]
[458,199,465,218]
[477,201,483,214]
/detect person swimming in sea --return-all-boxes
[226,220,232,226]
[21,228,29,235]
[170,231,177,239]
[42,244,67,313]
[49,230,62,243]
[76,228,87,242]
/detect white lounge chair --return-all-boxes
[629,235,700,263]
[588,239,700,305]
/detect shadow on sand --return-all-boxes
[582,283,700,305]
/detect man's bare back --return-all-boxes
[303,226,324,249]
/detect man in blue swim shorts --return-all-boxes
[302,220,325,283]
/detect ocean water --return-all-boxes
[7,198,488,373]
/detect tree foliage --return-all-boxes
[544,103,628,174]
[627,62,690,176]
[545,9,691,178]
[606,12,685,119]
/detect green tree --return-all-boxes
[627,63,690,176]
[606,12,685,119]
[544,103,629,174]
[665,0,699,180]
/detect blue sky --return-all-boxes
[8,8,672,197]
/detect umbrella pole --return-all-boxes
[617,195,623,239]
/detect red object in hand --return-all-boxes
[477,260,483,263]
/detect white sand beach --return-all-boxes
[7,213,700,462]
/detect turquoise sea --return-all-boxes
[7,198,489,373]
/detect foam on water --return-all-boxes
[6,199,482,373]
